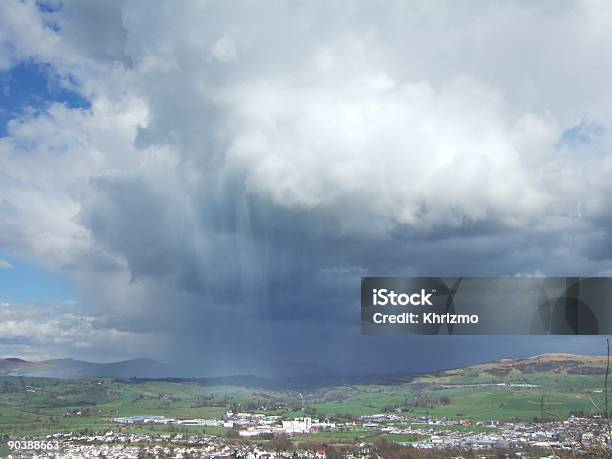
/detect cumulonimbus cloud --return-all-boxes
[0,0,612,371]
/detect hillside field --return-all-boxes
[0,354,610,437]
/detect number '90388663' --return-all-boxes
[7,440,60,450]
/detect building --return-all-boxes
[281,417,312,434]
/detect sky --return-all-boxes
[1,0,612,376]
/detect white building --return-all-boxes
[282,417,312,434]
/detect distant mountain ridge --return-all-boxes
[0,356,384,388]
[0,353,608,385]
[0,357,171,379]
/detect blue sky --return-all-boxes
[0,60,89,137]
[0,252,75,303]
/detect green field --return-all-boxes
[0,354,610,437]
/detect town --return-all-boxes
[4,411,611,458]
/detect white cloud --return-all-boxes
[0,259,13,269]
[223,74,556,233]
[0,300,170,361]
[0,0,59,70]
